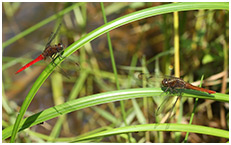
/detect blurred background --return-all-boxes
[2,2,229,143]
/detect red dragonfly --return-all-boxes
[15,24,64,74]
[138,73,216,94]
[138,73,216,123]
[161,76,216,122]
[161,76,216,94]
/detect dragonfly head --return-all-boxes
[162,78,168,87]
[58,43,64,48]
[57,43,64,51]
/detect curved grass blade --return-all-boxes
[74,123,228,142]
[10,2,228,142]
[4,88,228,140]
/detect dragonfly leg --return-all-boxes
[165,95,180,123]
[155,93,170,116]
[155,87,172,120]
[50,55,60,67]
[169,87,176,94]
[58,51,65,59]
[53,50,65,61]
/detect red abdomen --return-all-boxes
[15,55,44,74]
[185,83,216,94]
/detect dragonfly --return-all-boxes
[15,24,64,74]
[137,73,216,122]
[161,76,216,94]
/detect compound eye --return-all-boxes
[163,79,166,83]
[164,79,169,85]
[162,79,167,86]
[58,43,63,48]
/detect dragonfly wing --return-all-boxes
[46,32,54,47]
[135,72,163,87]
[155,94,170,116]
[164,96,180,123]
[46,24,62,47]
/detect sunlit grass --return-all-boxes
[2,2,228,143]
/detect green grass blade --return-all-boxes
[184,75,205,142]
[9,2,228,142]
[74,123,229,142]
[3,88,228,140]
[4,88,162,140]
[100,2,130,141]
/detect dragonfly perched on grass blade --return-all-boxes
[137,73,216,123]
[15,24,65,74]
[161,76,216,94]
[138,73,216,94]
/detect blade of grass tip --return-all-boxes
[100,2,130,142]
[184,75,204,143]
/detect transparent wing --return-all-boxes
[164,96,180,123]
[154,95,180,123]
[46,23,62,47]
[134,72,164,88]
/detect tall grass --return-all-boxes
[2,2,228,143]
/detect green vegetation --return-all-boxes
[2,2,229,143]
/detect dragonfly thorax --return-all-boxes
[42,43,64,60]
